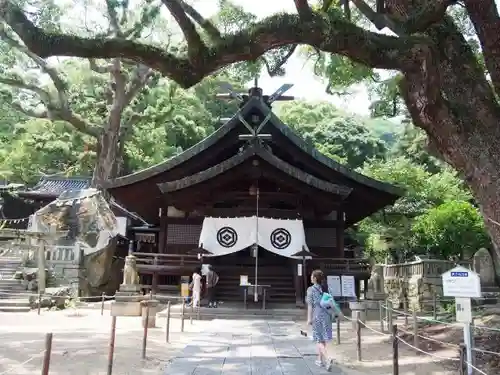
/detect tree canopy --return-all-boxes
[0,0,495,264]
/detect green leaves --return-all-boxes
[277,100,392,168]
[411,201,490,259]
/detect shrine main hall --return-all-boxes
[104,87,402,306]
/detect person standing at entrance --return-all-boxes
[206,265,219,308]
[191,266,202,308]
[306,269,334,371]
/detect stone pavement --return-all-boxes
[165,319,344,375]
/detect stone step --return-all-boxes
[0,305,31,313]
[159,308,306,321]
[0,298,31,306]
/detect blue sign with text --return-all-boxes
[451,271,468,277]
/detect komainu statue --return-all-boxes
[122,254,139,285]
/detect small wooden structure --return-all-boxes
[104,87,402,305]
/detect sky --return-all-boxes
[192,0,373,115]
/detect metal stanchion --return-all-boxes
[181,301,185,332]
[107,316,117,375]
[41,333,53,375]
[165,301,171,343]
[101,292,105,316]
[142,302,150,359]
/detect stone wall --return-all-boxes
[383,259,469,311]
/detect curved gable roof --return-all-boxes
[157,145,352,197]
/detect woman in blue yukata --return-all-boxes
[306,269,335,371]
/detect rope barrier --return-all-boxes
[463,360,489,375]
[0,351,43,375]
[472,347,500,357]
[397,326,460,348]
[358,320,390,337]
[395,335,459,361]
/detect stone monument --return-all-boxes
[366,263,386,301]
[473,248,498,292]
[111,242,143,316]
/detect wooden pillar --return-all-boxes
[152,255,158,294]
[293,260,303,306]
[363,279,369,300]
[355,279,361,299]
[336,209,344,257]
[37,240,46,294]
[158,212,167,254]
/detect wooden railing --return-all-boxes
[384,259,472,279]
[132,252,200,271]
[132,252,370,274]
[308,257,371,274]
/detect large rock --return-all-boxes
[473,248,496,286]
[79,238,124,297]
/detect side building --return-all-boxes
[104,88,402,305]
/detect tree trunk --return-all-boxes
[386,0,500,270]
[92,128,120,188]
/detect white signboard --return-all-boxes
[297,263,303,277]
[455,297,472,323]
[341,275,356,297]
[240,275,249,286]
[442,266,481,298]
[327,275,342,297]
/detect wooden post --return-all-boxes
[152,256,158,295]
[379,301,384,333]
[38,291,42,315]
[392,325,399,375]
[471,318,476,367]
[165,301,171,343]
[78,247,84,297]
[388,301,393,329]
[181,301,185,332]
[142,302,150,359]
[459,343,466,375]
[37,240,46,294]
[403,299,408,326]
[101,292,105,316]
[356,317,362,361]
[107,316,117,375]
[336,317,341,345]
[433,293,437,320]
[41,333,52,375]
[412,309,418,349]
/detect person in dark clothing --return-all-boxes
[205,265,219,308]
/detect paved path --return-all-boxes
[165,320,344,375]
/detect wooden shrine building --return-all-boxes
[104,87,402,305]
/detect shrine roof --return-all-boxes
[105,96,401,197]
[157,145,352,197]
[18,176,91,200]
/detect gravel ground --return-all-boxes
[0,309,206,375]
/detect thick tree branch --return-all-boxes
[294,0,313,19]
[0,76,50,101]
[105,0,122,36]
[0,28,100,137]
[161,0,206,59]
[399,0,455,34]
[179,0,221,41]
[11,102,47,118]
[351,0,454,34]
[464,0,500,96]
[124,64,153,104]
[0,0,421,88]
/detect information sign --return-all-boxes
[341,275,356,297]
[441,266,481,298]
[327,275,342,297]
